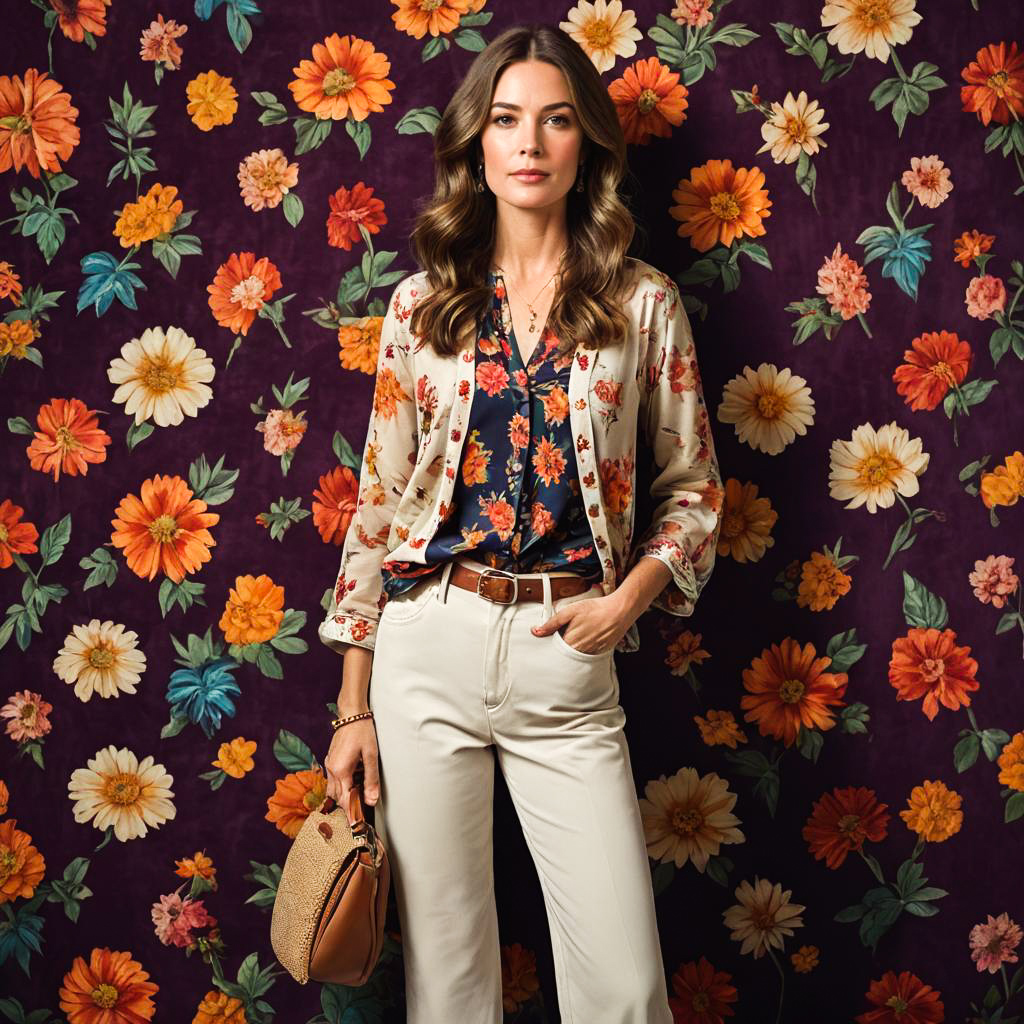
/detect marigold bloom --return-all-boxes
[327,181,387,250]
[670,158,772,252]
[0,818,45,903]
[238,148,299,211]
[980,451,1024,508]
[113,182,183,249]
[338,315,382,374]
[0,498,40,567]
[717,478,777,562]
[892,330,971,411]
[608,56,688,145]
[49,0,109,41]
[694,709,747,748]
[952,229,994,268]
[0,261,24,304]
[889,626,979,720]
[312,465,360,545]
[26,397,112,481]
[218,573,285,645]
[997,733,1024,792]
[797,550,852,611]
[0,318,40,358]
[213,737,258,779]
[899,778,963,842]
[289,34,395,121]
[186,70,238,130]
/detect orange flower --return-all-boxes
[0,69,81,178]
[110,474,219,583]
[900,779,963,843]
[25,397,112,482]
[373,365,411,420]
[0,818,45,903]
[218,573,284,645]
[668,957,738,1022]
[312,465,360,545]
[174,850,217,888]
[59,948,159,1022]
[267,768,327,838]
[288,34,395,122]
[740,637,848,747]
[0,318,40,358]
[338,314,382,373]
[960,40,1024,126]
[608,55,689,145]
[0,779,7,815]
[113,182,183,249]
[855,969,945,1024]
[327,181,387,251]
[666,629,710,675]
[980,451,1024,508]
[391,0,473,39]
[997,732,1024,791]
[598,455,632,518]
[194,990,247,1023]
[461,428,492,486]
[892,330,972,411]
[802,786,890,869]
[207,252,282,335]
[185,70,238,131]
[0,261,23,304]
[213,736,258,780]
[791,946,820,973]
[0,499,39,568]
[889,627,979,721]
[669,158,772,252]
[952,229,994,268]
[541,384,569,426]
[49,0,110,42]
[797,550,851,611]
[694,709,748,748]
[501,942,541,1014]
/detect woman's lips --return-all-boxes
[512,172,548,181]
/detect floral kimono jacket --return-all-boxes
[319,257,724,656]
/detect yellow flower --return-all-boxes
[639,767,745,871]
[900,779,963,842]
[186,69,238,130]
[717,478,778,561]
[797,550,851,611]
[338,315,383,374]
[997,733,1024,792]
[820,0,922,63]
[0,318,40,358]
[113,182,183,248]
[214,737,258,779]
[219,574,285,645]
[694,709,747,748]
[722,877,805,959]
[174,850,217,888]
[756,90,829,165]
[829,421,929,513]
[980,451,1024,509]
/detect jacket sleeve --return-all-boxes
[318,278,419,654]
[626,277,723,616]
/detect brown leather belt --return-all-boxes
[449,563,596,604]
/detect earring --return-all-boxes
[576,163,585,192]
[476,158,485,193]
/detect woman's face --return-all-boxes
[478,59,586,210]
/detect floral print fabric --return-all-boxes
[380,269,604,599]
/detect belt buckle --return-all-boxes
[476,567,518,604]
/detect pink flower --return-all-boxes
[152,883,216,948]
[508,413,530,449]
[531,501,554,537]
[670,0,714,28]
[969,912,1022,973]
[968,555,1019,608]
[0,690,53,742]
[901,154,953,208]
[256,408,307,456]
[476,361,509,397]
[816,242,871,320]
[965,274,1007,319]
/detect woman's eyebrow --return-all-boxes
[490,101,576,112]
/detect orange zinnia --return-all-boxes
[740,636,848,747]
[608,55,689,146]
[0,68,81,178]
[49,0,110,42]
[669,957,738,1022]
[110,474,219,583]
[889,626,980,720]
[373,365,411,420]
[267,769,327,838]
[0,499,39,568]
[391,0,473,39]
[288,34,395,122]
[952,229,994,268]
[312,465,360,545]
[802,786,890,869]
[218,573,284,645]
[59,948,159,1023]
[327,181,387,251]
[980,451,1024,508]
[855,969,945,1024]
[206,251,282,336]
[892,330,972,411]
[961,40,1024,126]
[26,397,112,482]
[670,158,772,252]
[0,818,45,902]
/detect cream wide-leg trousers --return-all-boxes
[366,556,674,1024]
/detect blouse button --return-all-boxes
[512,461,522,472]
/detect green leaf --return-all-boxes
[39,515,72,567]
[901,570,948,630]
[954,733,981,772]
[274,729,316,772]
[1006,791,1024,824]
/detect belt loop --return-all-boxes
[541,573,554,621]
[439,560,455,604]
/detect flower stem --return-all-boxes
[766,945,786,1024]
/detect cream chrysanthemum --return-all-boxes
[820,0,921,63]
[52,619,147,701]
[639,767,745,872]
[722,877,806,958]
[716,363,815,455]
[756,89,829,164]
[559,0,643,74]
[68,744,176,842]
[107,325,215,427]
[829,421,929,513]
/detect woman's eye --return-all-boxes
[493,114,570,126]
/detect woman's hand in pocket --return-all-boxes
[325,719,380,826]
[531,593,631,655]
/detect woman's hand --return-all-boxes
[324,719,380,826]
[530,592,633,655]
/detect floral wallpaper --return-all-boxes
[2,1,1024,1022]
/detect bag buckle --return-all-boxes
[476,567,518,604]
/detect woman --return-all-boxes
[320,22,723,1024]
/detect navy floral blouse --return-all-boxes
[380,269,604,600]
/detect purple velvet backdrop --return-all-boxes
[2,1,1023,1022]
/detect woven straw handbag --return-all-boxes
[270,783,390,986]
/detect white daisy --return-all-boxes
[53,619,147,701]
[716,363,816,455]
[559,0,643,74]
[756,90,830,165]
[820,0,922,63]
[722,877,806,958]
[829,420,929,512]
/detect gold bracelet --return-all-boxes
[331,711,374,731]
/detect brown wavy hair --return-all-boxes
[408,22,644,358]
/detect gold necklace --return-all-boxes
[494,251,566,333]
